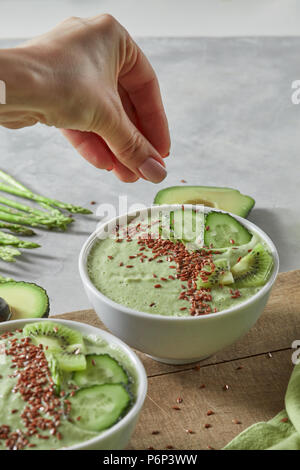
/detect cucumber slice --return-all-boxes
[0,282,49,319]
[204,212,252,248]
[73,354,128,387]
[69,384,131,432]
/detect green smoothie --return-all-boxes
[88,209,274,317]
[0,322,137,450]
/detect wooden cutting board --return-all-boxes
[54,270,300,450]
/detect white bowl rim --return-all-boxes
[79,204,279,322]
[0,317,147,450]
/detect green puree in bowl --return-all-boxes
[88,209,273,317]
[0,329,137,450]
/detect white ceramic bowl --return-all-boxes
[0,318,147,450]
[79,205,279,365]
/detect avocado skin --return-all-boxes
[153,186,255,218]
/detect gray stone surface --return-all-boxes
[0,37,299,315]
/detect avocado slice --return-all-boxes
[154,186,255,218]
[0,281,49,320]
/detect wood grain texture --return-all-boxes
[54,270,300,376]
[54,270,300,449]
[128,349,293,450]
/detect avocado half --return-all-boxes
[0,281,50,320]
[154,186,255,218]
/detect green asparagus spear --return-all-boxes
[0,196,72,227]
[0,222,36,236]
[0,246,21,262]
[0,209,73,230]
[0,231,40,249]
[0,170,92,214]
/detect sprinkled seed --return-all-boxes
[206,410,214,416]
[281,417,288,423]
[204,423,212,429]
[172,406,181,411]
[232,419,241,424]
[126,265,134,268]
[223,384,229,391]
[185,429,195,434]
[176,397,183,404]
[154,284,162,288]
[151,430,160,435]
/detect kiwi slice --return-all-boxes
[54,351,87,372]
[197,258,234,289]
[231,243,273,288]
[23,321,86,372]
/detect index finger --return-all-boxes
[119,39,171,158]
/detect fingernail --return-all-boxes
[139,158,167,183]
[163,151,170,158]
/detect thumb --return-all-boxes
[98,106,167,184]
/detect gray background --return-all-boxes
[0,37,299,315]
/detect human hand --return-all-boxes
[0,15,170,183]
